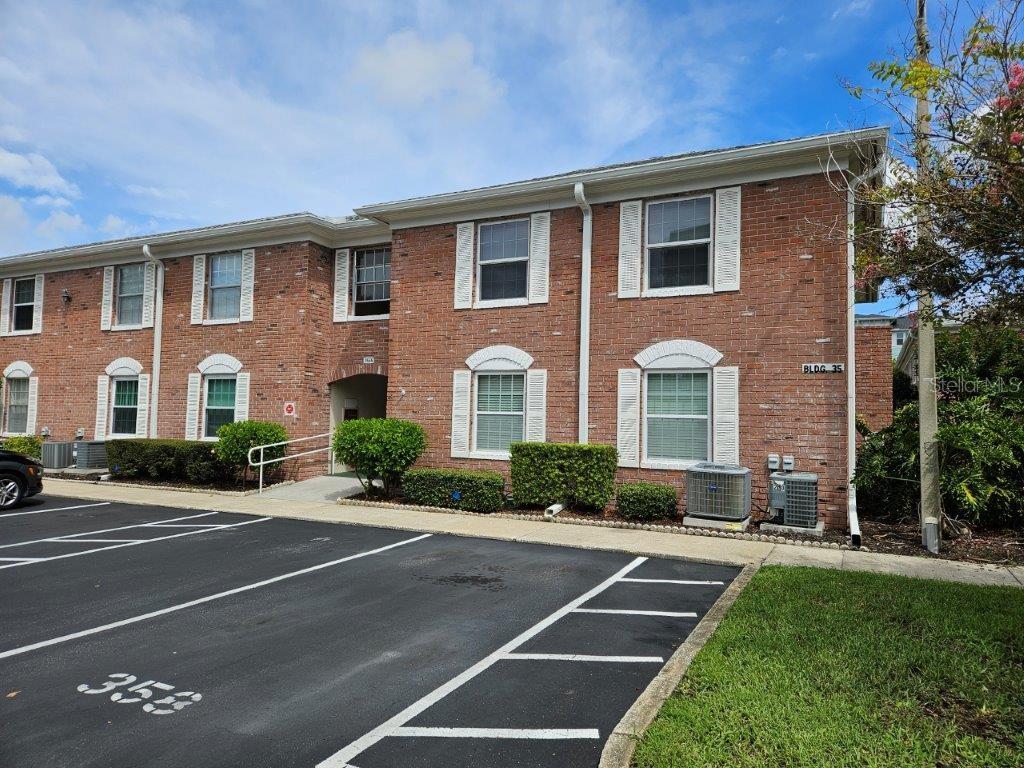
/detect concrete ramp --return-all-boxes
[257,473,363,502]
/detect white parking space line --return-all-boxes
[0,533,432,660]
[48,538,146,544]
[504,653,664,663]
[0,517,272,570]
[391,727,600,740]
[144,523,223,529]
[619,577,725,586]
[0,556,43,562]
[0,502,111,519]
[0,512,219,550]
[319,556,647,767]
[573,608,698,618]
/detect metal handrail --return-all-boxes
[247,432,335,494]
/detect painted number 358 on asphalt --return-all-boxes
[77,673,202,715]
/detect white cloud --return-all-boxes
[832,0,872,20]
[0,147,79,197]
[36,209,83,238]
[99,214,132,235]
[29,194,72,207]
[0,195,31,252]
[126,184,186,200]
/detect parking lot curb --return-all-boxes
[598,561,760,768]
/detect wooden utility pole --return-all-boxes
[915,0,942,552]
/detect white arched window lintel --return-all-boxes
[197,353,244,375]
[465,345,534,371]
[633,339,723,370]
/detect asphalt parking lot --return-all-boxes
[0,495,739,768]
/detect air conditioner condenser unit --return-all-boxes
[769,471,819,528]
[685,463,751,521]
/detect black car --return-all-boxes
[0,449,43,509]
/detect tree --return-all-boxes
[846,0,1024,324]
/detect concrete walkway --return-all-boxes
[258,473,363,502]
[38,478,1024,589]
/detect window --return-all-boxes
[352,247,391,317]
[645,371,710,462]
[115,264,145,326]
[4,378,29,434]
[646,197,712,291]
[204,376,237,438]
[208,252,242,320]
[110,378,139,435]
[478,220,529,302]
[12,278,35,332]
[474,372,524,452]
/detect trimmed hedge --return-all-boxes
[403,468,505,513]
[215,420,288,475]
[616,482,678,520]
[107,439,222,484]
[3,435,42,460]
[333,418,426,497]
[509,442,618,511]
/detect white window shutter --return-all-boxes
[450,370,471,457]
[26,377,39,435]
[31,274,43,333]
[239,249,255,321]
[185,373,201,440]
[528,212,550,304]
[454,223,474,309]
[617,368,641,467]
[94,375,110,440]
[525,369,547,442]
[713,186,741,292]
[135,374,150,437]
[713,365,740,464]
[235,372,250,422]
[1,279,11,335]
[142,262,156,327]
[333,248,350,322]
[100,266,114,330]
[190,255,206,325]
[617,201,642,298]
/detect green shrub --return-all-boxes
[509,442,618,511]
[402,468,505,513]
[333,418,426,498]
[3,435,42,460]
[215,420,288,477]
[616,482,678,520]
[107,439,222,484]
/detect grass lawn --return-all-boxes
[635,566,1024,768]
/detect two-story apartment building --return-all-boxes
[0,127,891,529]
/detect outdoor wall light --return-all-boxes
[61,288,72,303]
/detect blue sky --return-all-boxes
[0,0,912,312]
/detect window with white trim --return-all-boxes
[478,219,529,302]
[474,372,525,453]
[110,378,140,436]
[644,371,710,462]
[11,277,35,332]
[208,252,242,320]
[352,246,391,317]
[204,376,237,438]
[646,196,712,291]
[115,264,145,326]
[4,377,29,434]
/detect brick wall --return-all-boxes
[855,324,894,432]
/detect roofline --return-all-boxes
[356,126,889,225]
[855,315,896,328]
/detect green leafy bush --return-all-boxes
[509,442,618,511]
[215,420,288,477]
[616,482,678,520]
[107,439,222,484]
[333,418,426,498]
[3,435,42,460]
[402,468,505,513]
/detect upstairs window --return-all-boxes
[478,219,529,302]
[12,278,35,332]
[474,372,525,453]
[115,264,145,326]
[208,252,242,320]
[110,378,139,436]
[4,377,29,434]
[646,197,712,291]
[353,247,391,317]
[204,376,237,438]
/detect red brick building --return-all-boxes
[0,128,892,528]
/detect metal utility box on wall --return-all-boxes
[769,471,819,528]
[74,441,108,470]
[685,463,751,521]
[41,441,75,469]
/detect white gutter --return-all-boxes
[574,182,592,443]
[142,244,164,438]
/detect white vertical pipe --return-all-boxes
[574,182,592,444]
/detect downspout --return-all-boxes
[846,156,885,548]
[574,182,592,443]
[142,244,164,438]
